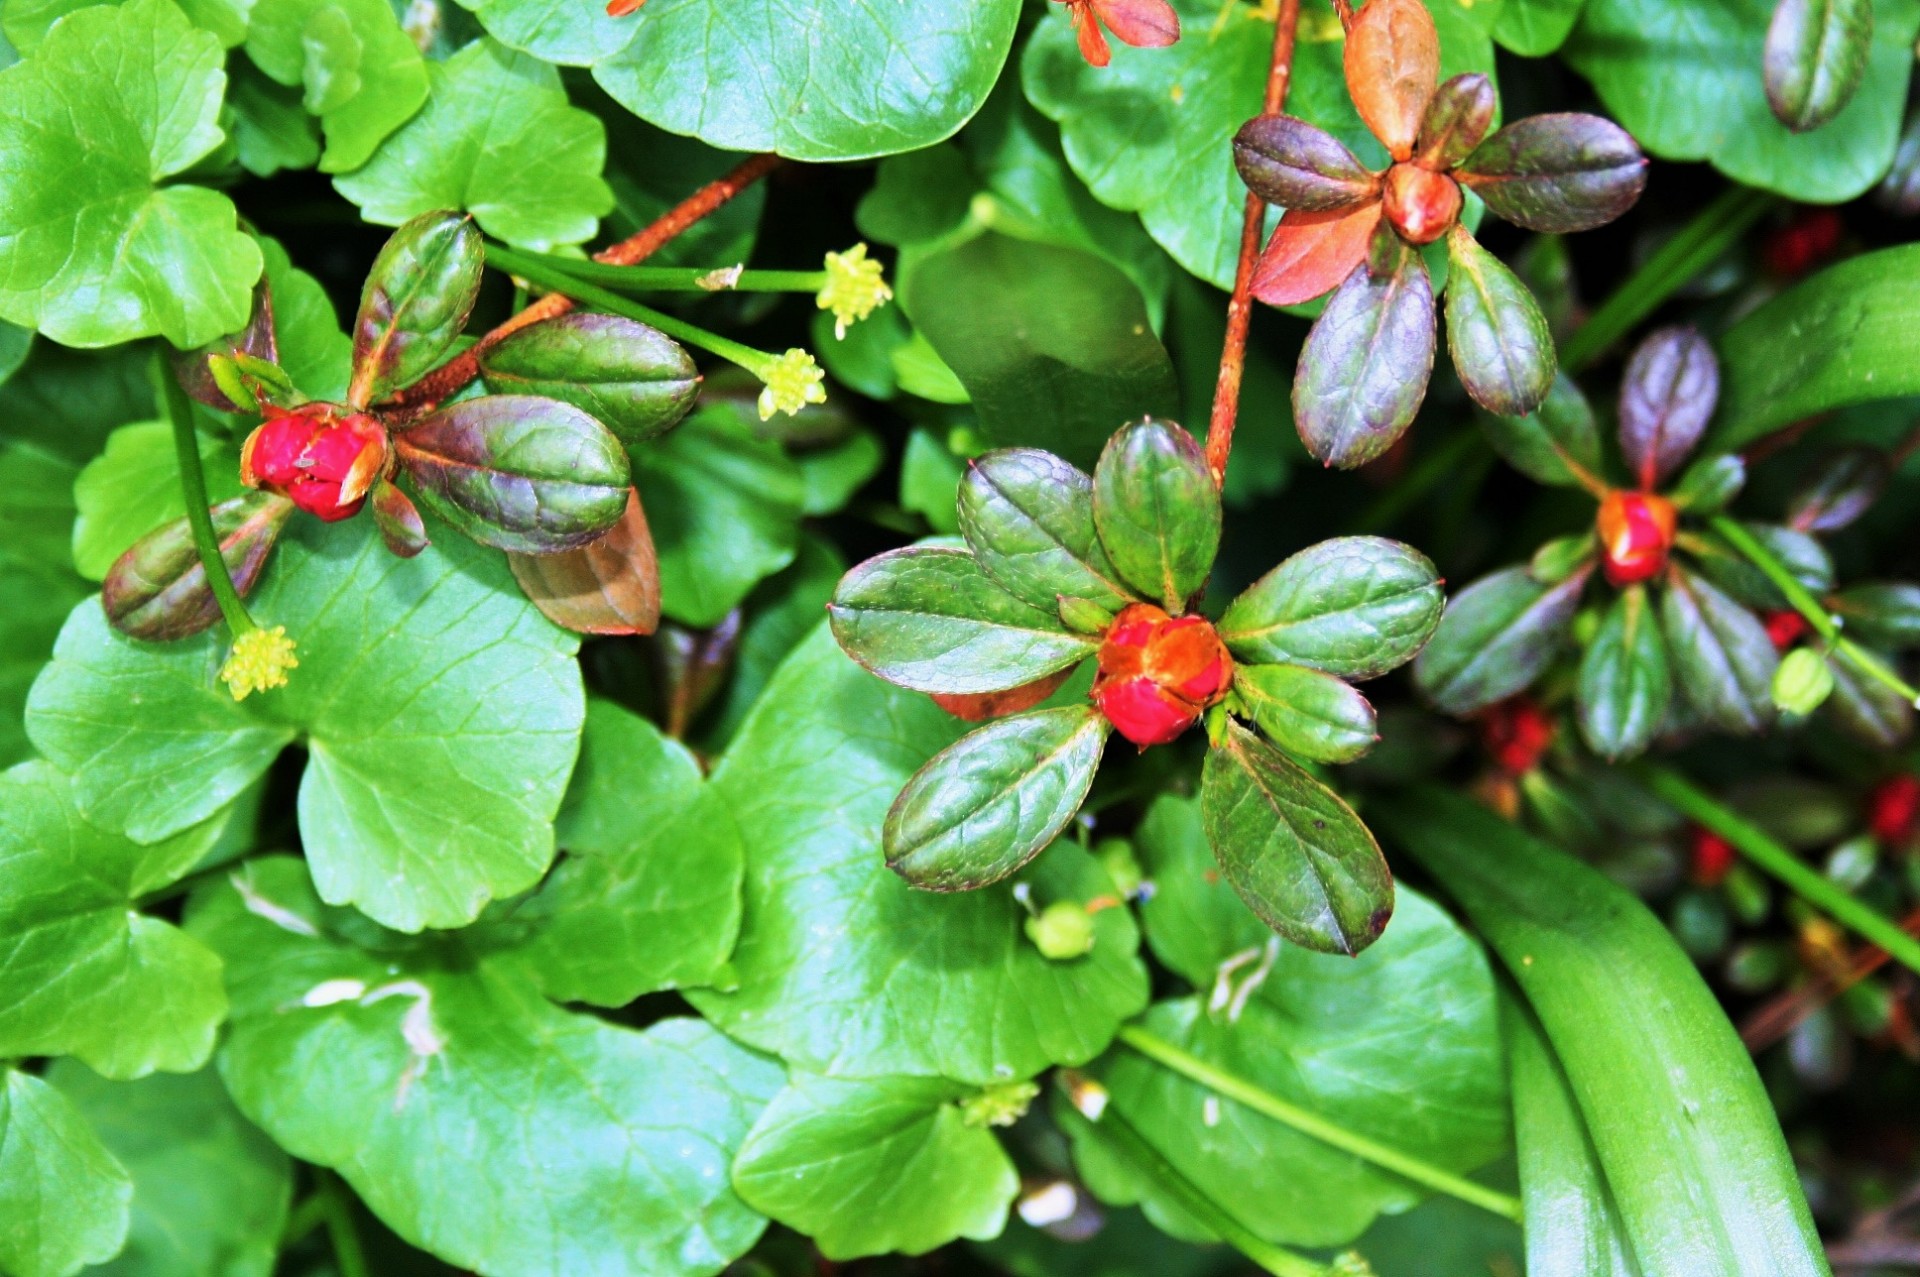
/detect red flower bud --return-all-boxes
[1090,603,1233,747]
[1382,163,1462,246]
[1478,695,1555,777]
[1760,207,1843,279]
[1689,828,1736,887]
[1764,609,1810,651]
[1867,775,1920,848]
[1595,489,1677,587]
[240,405,387,523]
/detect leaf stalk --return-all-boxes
[158,351,254,639]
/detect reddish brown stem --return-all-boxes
[385,152,784,415]
[1204,0,1301,488]
[1739,905,1920,1052]
[1330,0,1355,29]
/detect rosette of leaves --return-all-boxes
[1415,325,1822,759]
[107,210,700,643]
[827,417,1445,954]
[1231,0,1647,467]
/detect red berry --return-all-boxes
[1690,828,1737,887]
[240,405,387,522]
[1761,208,1843,279]
[1479,696,1556,777]
[1764,610,1810,651]
[1867,775,1920,848]
[1090,603,1233,748]
[1596,489,1677,587]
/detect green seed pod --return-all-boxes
[1771,646,1834,716]
[1024,901,1096,960]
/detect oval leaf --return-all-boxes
[1293,235,1436,469]
[957,448,1137,614]
[1232,115,1380,212]
[1458,114,1648,233]
[828,546,1096,695]
[885,706,1109,890]
[1413,564,1592,714]
[394,394,631,554]
[1218,536,1443,679]
[1670,452,1747,515]
[1344,0,1440,161]
[1479,371,1603,489]
[1764,0,1874,132]
[1660,566,1779,733]
[1091,418,1220,612]
[1251,202,1385,308]
[101,492,294,641]
[507,487,661,635]
[369,478,428,559]
[349,211,483,408]
[1232,662,1378,764]
[479,313,699,446]
[1201,721,1393,955]
[1786,445,1889,532]
[1415,72,1496,169]
[1827,644,1914,747]
[1445,226,1557,416]
[1619,325,1719,490]
[1577,584,1672,760]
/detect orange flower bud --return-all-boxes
[1090,603,1233,747]
[240,405,387,523]
[1382,162,1461,246]
[1595,489,1677,587]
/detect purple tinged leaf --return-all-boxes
[370,479,429,558]
[1444,227,1557,417]
[1232,115,1381,212]
[1876,107,1920,214]
[1786,446,1890,533]
[1293,232,1436,469]
[1826,646,1913,747]
[1834,582,1920,650]
[349,211,483,409]
[1618,325,1719,490]
[1415,73,1496,170]
[1458,114,1648,233]
[508,488,661,636]
[1764,0,1874,133]
[1413,564,1593,714]
[101,492,294,641]
[1661,566,1779,733]
[478,313,700,447]
[172,274,279,412]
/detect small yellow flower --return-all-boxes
[959,1080,1041,1129]
[756,348,827,421]
[816,243,893,339]
[220,625,298,701]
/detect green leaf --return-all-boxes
[348,211,483,409]
[227,61,322,177]
[0,0,263,348]
[689,628,1148,1083]
[1660,566,1778,733]
[0,761,228,1078]
[591,0,1019,161]
[1669,452,1746,514]
[49,1063,292,1277]
[27,518,584,933]
[1456,115,1647,234]
[630,408,806,628]
[1691,521,1832,611]
[0,1069,131,1277]
[396,395,631,554]
[1825,644,1913,746]
[448,0,633,64]
[71,422,241,581]
[1765,0,1875,131]
[1495,0,1588,54]
[1577,584,1671,760]
[1835,581,1920,649]
[480,313,698,446]
[243,0,428,172]
[1294,237,1436,469]
[1714,244,1920,449]
[958,448,1137,614]
[1218,536,1444,679]
[1232,115,1380,212]
[733,1073,1018,1259]
[556,697,700,854]
[1132,794,1271,987]
[699,537,846,750]
[828,546,1095,695]
[335,40,612,250]
[902,234,1180,470]
[189,858,784,1277]
[1091,419,1219,612]
[1479,371,1602,488]
[0,432,89,767]
[1414,565,1590,714]
[796,430,884,517]
[885,706,1110,890]
[1564,0,1920,202]
[1374,787,1827,1277]
[1201,721,1394,955]
[1444,227,1556,416]
[1232,662,1377,764]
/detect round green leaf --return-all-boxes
[1092,419,1219,612]
[0,1069,132,1277]
[1576,584,1671,760]
[1232,662,1378,764]
[957,448,1137,614]
[243,0,428,173]
[1413,564,1590,715]
[1444,227,1556,417]
[1218,536,1443,679]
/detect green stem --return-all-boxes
[1708,514,1920,705]
[1641,765,1920,979]
[280,1192,327,1248]
[515,251,826,294]
[316,1170,371,1277]
[1561,187,1777,374]
[485,244,777,377]
[1116,1025,1525,1224]
[1058,1074,1335,1277]
[157,351,253,638]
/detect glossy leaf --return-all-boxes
[101,492,293,642]
[1495,0,1588,54]
[1345,0,1441,161]
[1416,73,1497,169]
[885,706,1109,890]
[733,1073,1018,1259]
[1618,325,1719,490]
[1218,536,1444,678]
[828,547,1096,695]
[349,213,482,409]
[1479,372,1603,488]
[1764,0,1875,131]
[1414,564,1591,714]
[480,313,699,446]
[1669,452,1747,514]
[1445,227,1557,416]
[1660,566,1779,733]
[73,421,244,582]
[1785,445,1889,532]
[0,1069,131,1277]
[1375,788,1828,1277]
[1577,585,1671,759]
[958,448,1137,614]
[1834,581,1920,649]
[1092,419,1220,612]
[1201,721,1394,954]
[1232,662,1378,763]
[1232,116,1380,212]
[593,0,1020,161]
[242,0,427,172]
[0,0,263,348]
[1250,202,1386,307]
[507,487,660,635]
[370,478,429,559]
[1826,644,1914,746]
[1293,235,1436,469]
[1458,114,1648,233]
[170,276,278,414]
[396,395,631,554]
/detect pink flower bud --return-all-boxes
[240,405,388,523]
[1090,603,1233,747]
[1595,489,1676,587]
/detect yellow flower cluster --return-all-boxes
[220,625,298,701]
[815,243,893,339]
[756,348,827,421]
